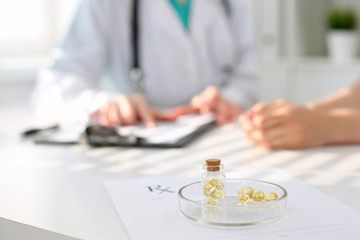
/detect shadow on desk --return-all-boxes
[0,217,79,240]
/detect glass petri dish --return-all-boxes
[178,179,287,226]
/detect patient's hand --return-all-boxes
[90,94,176,128]
[239,100,331,149]
[173,86,241,125]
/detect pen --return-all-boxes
[21,124,60,137]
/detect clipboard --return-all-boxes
[85,114,216,148]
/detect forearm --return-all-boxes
[224,0,258,112]
[32,70,116,125]
[307,79,360,111]
[220,74,258,111]
[325,108,360,145]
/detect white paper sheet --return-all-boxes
[104,169,360,240]
[115,113,215,144]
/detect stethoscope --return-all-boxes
[130,0,144,93]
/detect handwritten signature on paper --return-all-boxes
[147,185,175,200]
[147,185,175,194]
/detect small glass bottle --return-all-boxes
[201,159,226,206]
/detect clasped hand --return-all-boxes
[239,100,330,149]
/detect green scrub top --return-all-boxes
[168,0,193,30]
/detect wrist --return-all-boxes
[325,109,360,144]
[320,112,342,144]
[305,102,317,110]
[305,101,331,112]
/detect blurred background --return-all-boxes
[0,0,78,133]
[1,0,360,132]
[257,0,360,103]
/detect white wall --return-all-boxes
[0,0,79,82]
[257,0,360,104]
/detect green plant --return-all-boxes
[327,8,358,30]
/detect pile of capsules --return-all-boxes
[203,180,279,205]
[238,186,278,205]
[203,179,225,205]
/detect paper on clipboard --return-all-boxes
[115,113,215,145]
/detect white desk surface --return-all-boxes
[1,122,360,240]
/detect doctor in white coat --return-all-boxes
[32,0,258,127]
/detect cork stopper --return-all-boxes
[206,159,221,172]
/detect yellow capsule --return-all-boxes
[238,193,249,204]
[216,180,224,190]
[207,197,217,205]
[238,186,253,196]
[250,189,265,202]
[208,179,219,187]
[211,189,225,199]
[203,189,212,197]
[203,180,217,197]
[265,192,278,201]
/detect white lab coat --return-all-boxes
[32,0,258,125]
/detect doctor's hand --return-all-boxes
[173,86,241,125]
[239,100,332,149]
[90,94,176,128]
